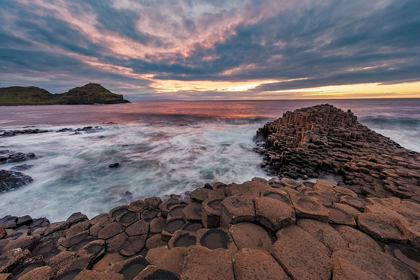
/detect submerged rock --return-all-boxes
[0,150,36,165]
[0,129,49,138]
[0,170,33,192]
[10,165,33,171]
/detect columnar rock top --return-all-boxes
[0,177,419,279]
[0,105,419,280]
[256,104,420,202]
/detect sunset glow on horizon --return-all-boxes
[1,0,419,100]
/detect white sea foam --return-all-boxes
[0,121,268,221]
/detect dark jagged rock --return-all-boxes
[109,163,120,168]
[10,165,33,172]
[0,83,130,106]
[0,129,49,137]
[0,151,36,164]
[0,170,33,192]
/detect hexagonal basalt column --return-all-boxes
[220,196,255,228]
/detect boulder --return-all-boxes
[0,170,33,192]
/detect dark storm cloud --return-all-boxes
[0,0,419,98]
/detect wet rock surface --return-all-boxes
[0,170,33,192]
[0,105,419,279]
[0,150,36,165]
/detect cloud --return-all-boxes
[0,0,419,99]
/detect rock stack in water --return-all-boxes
[0,177,419,279]
[256,104,420,202]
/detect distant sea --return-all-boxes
[1,99,419,221]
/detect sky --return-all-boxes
[1,0,419,100]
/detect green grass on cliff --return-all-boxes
[0,86,62,105]
[0,83,129,105]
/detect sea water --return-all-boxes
[0,99,419,221]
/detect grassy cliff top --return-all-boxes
[0,83,130,105]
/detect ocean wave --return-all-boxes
[359,116,420,127]
[0,121,269,221]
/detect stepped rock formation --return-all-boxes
[0,105,419,279]
[0,177,419,279]
[256,104,420,202]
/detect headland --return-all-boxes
[0,83,130,106]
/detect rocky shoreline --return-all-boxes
[0,105,419,280]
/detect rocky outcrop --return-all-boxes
[0,129,49,138]
[0,151,36,164]
[255,104,420,202]
[0,151,35,193]
[0,177,418,279]
[0,171,33,192]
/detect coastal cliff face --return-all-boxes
[0,83,130,105]
[256,104,420,201]
[0,105,419,279]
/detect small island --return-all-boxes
[0,83,130,106]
